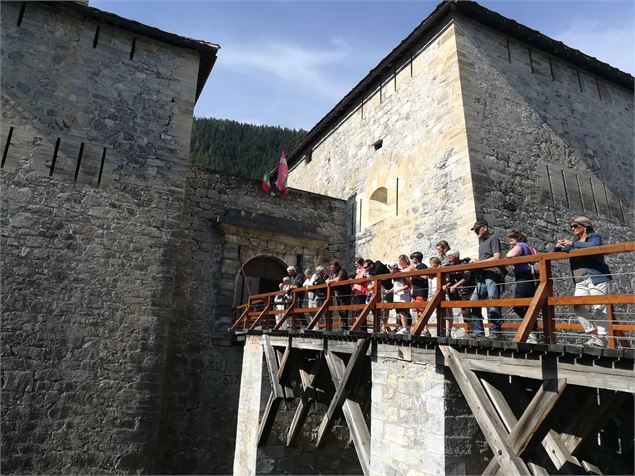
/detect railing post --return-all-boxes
[436,269,444,337]
[540,258,555,344]
[325,284,332,331]
[374,278,381,333]
[607,304,616,349]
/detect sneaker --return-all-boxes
[527,333,539,344]
[584,336,607,348]
[422,329,431,337]
[396,327,409,335]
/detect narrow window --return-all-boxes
[17,2,26,27]
[595,78,602,100]
[93,25,101,48]
[589,177,598,215]
[2,127,14,169]
[74,142,85,182]
[548,58,555,81]
[602,183,612,220]
[545,165,555,204]
[49,138,61,176]
[576,70,583,92]
[129,37,137,60]
[358,199,362,230]
[351,200,356,235]
[97,147,107,185]
[528,48,534,73]
[560,170,570,208]
[505,38,511,63]
[373,139,383,151]
[395,178,399,216]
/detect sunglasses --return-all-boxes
[570,224,582,229]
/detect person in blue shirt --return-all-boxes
[556,216,612,347]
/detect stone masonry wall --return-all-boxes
[288,20,478,262]
[155,168,348,474]
[455,15,634,249]
[1,2,199,474]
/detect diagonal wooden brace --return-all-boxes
[322,346,371,476]
[351,290,380,331]
[440,346,530,475]
[412,288,444,336]
[514,280,548,342]
[286,353,324,447]
[257,336,286,446]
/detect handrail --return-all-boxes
[231,242,635,346]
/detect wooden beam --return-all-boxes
[316,339,370,447]
[351,286,380,331]
[286,354,324,447]
[257,336,285,446]
[248,296,273,330]
[514,278,548,343]
[306,286,332,330]
[440,346,530,475]
[323,348,371,476]
[276,347,294,400]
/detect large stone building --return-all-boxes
[287,1,634,261]
[1,0,633,475]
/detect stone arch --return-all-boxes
[368,186,389,224]
[233,255,288,306]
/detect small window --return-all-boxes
[373,139,383,151]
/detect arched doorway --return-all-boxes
[234,255,288,306]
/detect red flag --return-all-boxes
[261,172,270,193]
[276,150,288,191]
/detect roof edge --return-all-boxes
[285,0,634,171]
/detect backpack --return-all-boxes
[525,244,540,277]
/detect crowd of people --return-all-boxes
[270,216,613,347]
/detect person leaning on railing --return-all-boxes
[556,216,612,347]
[312,266,327,307]
[444,250,483,338]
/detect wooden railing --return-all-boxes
[231,242,635,347]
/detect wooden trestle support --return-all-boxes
[249,333,634,476]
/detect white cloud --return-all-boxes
[218,38,353,99]
[551,19,634,74]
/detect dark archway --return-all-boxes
[234,255,288,306]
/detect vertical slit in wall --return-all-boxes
[576,70,583,92]
[93,24,101,48]
[361,100,364,120]
[505,38,511,63]
[618,197,625,223]
[410,54,413,77]
[2,126,14,169]
[546,165,555,203]
[602,183,612,220]
[379,84,383,104]
[351,200,356,235]
[17,2,26,26]
[395,178,399,216]
[129,37,137,60]
[560,170,570,208]
[528,48,534,73]
[358,199,362,231]
[575,174,584,211]
[548,58,555,81]
[49,138,61,176]
[97,147,107,186]
[595,78,602,100]
[73,142,85,182]
[393,70,397,92]
[589,177,599,215]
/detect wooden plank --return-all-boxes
[286,355,323,447]
[514,278,548,343]
[257,392,282,447]
[440,346,530,475]
[257,336,286,446]
[548,294,635,306]
[306,286,331,330]
[479,377,518,433]
[316,339,370,447]
[323,349,371,476]
[276,347,294,400]
[351,287,380,331]
[542,430,581,469]
[527,462,549,475]
[248,297,273,330]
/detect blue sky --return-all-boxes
[92,1,634,130]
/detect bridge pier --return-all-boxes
[233,334,633,475]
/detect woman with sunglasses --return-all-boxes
[556,216,612,347]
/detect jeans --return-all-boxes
[471,271,503,335]
[513,270,537,319]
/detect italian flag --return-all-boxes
[261,172,270,193]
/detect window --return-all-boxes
[369,187,388,224]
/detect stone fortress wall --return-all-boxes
[454,15,634,250]
[1,2,349,474]
[287,9,634,263]
[287,21,478,262]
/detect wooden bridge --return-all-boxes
[232,243,634,475]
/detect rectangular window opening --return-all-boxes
[97,147,107,186]
[358,199,362,231]
[373,139,383,151]
[93,24,101,48]
[2,126,14,169]
[505,38,511,63]
[129,37,136,60]
[528,48,534,73]
[576,70,583,92]
[548,58,555,81]
[74,142,85,182]
[17,2,26,27]
[395,178,399,216]
[49,138,61,177]
[595,78,602,100]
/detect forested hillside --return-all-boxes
[190,117,306,179]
